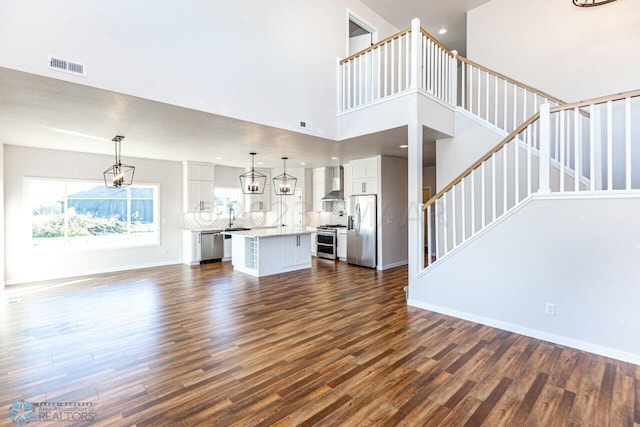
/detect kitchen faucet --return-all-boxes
[229,208,236,228]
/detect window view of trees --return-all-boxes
[30,180,158,247]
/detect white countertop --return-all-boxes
[224,228,313,238]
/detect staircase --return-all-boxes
[339,18,640,364]
[338,18,640,272]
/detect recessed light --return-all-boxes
[299,162,306,166]
[215,157,222,160]
[257,161,264,165]
[399,144,409,148]
[438,28,447,35]
[330,157,338,160]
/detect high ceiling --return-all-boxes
[0,1,489,169]
[361,0,491,57]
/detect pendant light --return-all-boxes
[273,157,297,196]
[239,152,266,194]
[103,135,135,188]
[572,0,618,6]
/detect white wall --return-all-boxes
[467,0,640,102]
[436,111,505,191]
[380,155,408,269]
[4,145,183,284]
[410,194,640,364]
[0,0,397,141]
[0,144,4,288]
[422,166,436,194]
[214,165,245,188]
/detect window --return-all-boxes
[213,187,242,218]
[29,179,159,248]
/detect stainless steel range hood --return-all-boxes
[322,166,344,201]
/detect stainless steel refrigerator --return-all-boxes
[347,194,377,268]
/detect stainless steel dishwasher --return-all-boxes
[200,231,224,262]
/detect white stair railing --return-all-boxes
[423,89,640,271]
[458,57,564,135]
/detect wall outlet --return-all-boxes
[545,303,556,316]
[299,120,312,130]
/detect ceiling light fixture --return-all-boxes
[572,0,618,6]
[239,152,266,194]
[103,135,135,188]
[399,144,409,148]
[438,28,447,35]
[273,157,297,196]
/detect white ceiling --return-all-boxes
[0,2,487,169]
[361,0,491,57]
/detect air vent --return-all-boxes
[48,55,86,77]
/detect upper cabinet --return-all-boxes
[349,157,378,195]
[244,169,271,212]
[343,163,352,199]
[184,161,215,212]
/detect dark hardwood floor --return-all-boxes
[1,259,638,426]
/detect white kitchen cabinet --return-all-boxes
[312,167,326,212]
[184,161,215,212]
[337,228,347,260]
[343,163,353,199]
[187,179,214,211]
[183,231,202,265]
[350,157,378,195]
[244,169,271,212]
[282,234,311,268]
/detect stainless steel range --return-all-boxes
[316,225,346,260]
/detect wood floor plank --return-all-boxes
[0,259,636,425]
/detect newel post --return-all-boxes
[539,103,551,194]
[450,50,458,107]
[410,18,420,89]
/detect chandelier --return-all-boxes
[103,135,135,188]
[572,0,618,7]
[273,157,297,196]
[239,152,266,194]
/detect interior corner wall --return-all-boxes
[435,111,504,191]
[467,0,640,102]
[380,156,408,269]
[0,1,397,141]
[4,145,183,284]
[0,144,5,288]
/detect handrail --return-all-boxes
[423,112,541,209]
[457,56,565,106]
[419,28,455,58]
[550,88,640,112]
[339,27,411,65]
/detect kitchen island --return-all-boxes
[224,228,313,277]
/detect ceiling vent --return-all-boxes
[48,55,86,77]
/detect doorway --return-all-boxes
[347,12,377,56]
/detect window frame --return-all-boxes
[27,177,160,250]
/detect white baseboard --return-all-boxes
[407,299,640,366]
[379,260,408,270]
[4,259,183,286]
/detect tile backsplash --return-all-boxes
[182,211,267,230]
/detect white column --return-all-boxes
[407,98,423,290]
[409,18,420,90]
[539,104,551,194]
